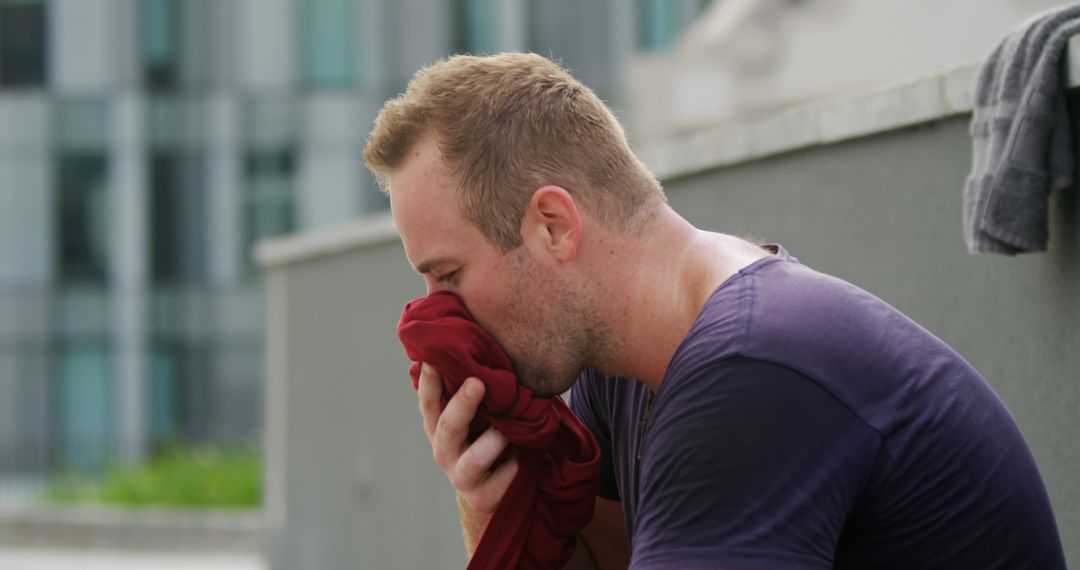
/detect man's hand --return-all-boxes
[417,363,519,551]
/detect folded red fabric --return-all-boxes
[397,290,600,570]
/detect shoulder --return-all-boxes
[713,255,961,401]
[742,259,911,347]
[667,253,882,381]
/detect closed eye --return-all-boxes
[436,270,459,284]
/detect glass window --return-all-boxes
[0,344,51,474]
[56,154,109,285]
[243,149,296,271]
[302,0,354,86]
[57,344,111,472]
[0,0,47,88]
[244,96,296,150]
[453,0,496,55]
[148,346,179,448]
[142,0,178,90]
[149,152,206,285]
[56,99,110,152]
[637,0,677,52]
[177,343,213,442]
[150,153,180,283]
[637,0,714,52]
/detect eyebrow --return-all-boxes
[414,257,456,275]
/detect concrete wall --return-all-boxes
[261,227,464,569]
[260,102,1079,570]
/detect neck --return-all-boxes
[586,205,767,390]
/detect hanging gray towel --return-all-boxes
[964,3,1080,255]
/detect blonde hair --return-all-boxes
[363,52,665,251]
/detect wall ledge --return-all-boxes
[255,212,398,269]
[638,63,980,181]
[642,33,1080,181]
[0,505,262,552]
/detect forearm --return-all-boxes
[457,492,598,569]
[456,492,489,555]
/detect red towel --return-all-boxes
[397,290,600,570]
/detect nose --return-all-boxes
[423,276,449,296]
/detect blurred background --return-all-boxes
[0,0,1077,569]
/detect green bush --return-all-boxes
[46,445,261,508]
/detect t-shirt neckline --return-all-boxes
[652,243,793,400]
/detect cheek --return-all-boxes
[458,276,519,343]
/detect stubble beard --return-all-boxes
[504,250,601,398]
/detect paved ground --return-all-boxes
[0,548,265,570]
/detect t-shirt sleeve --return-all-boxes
[631,356,884,570]
[568,370,620,502]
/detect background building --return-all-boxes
[628,0,1070,139]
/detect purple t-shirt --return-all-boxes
[569,246,1065,569]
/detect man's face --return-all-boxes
[389,136,592,397]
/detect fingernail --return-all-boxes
[464,380,478,399]
[420,362,430,376]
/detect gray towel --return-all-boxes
[965,3,1080,255]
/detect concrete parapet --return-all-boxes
[0,505,263,553]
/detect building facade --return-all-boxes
[627,0,1071,140]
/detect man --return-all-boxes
[363,53,1065,569]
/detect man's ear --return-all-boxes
[521,185,582,263]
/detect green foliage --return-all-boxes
[45,445,261,508]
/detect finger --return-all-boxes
[470,454,519,514]
[417,363,442,440]
[434,378,485,465]
[453,427,511,490]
